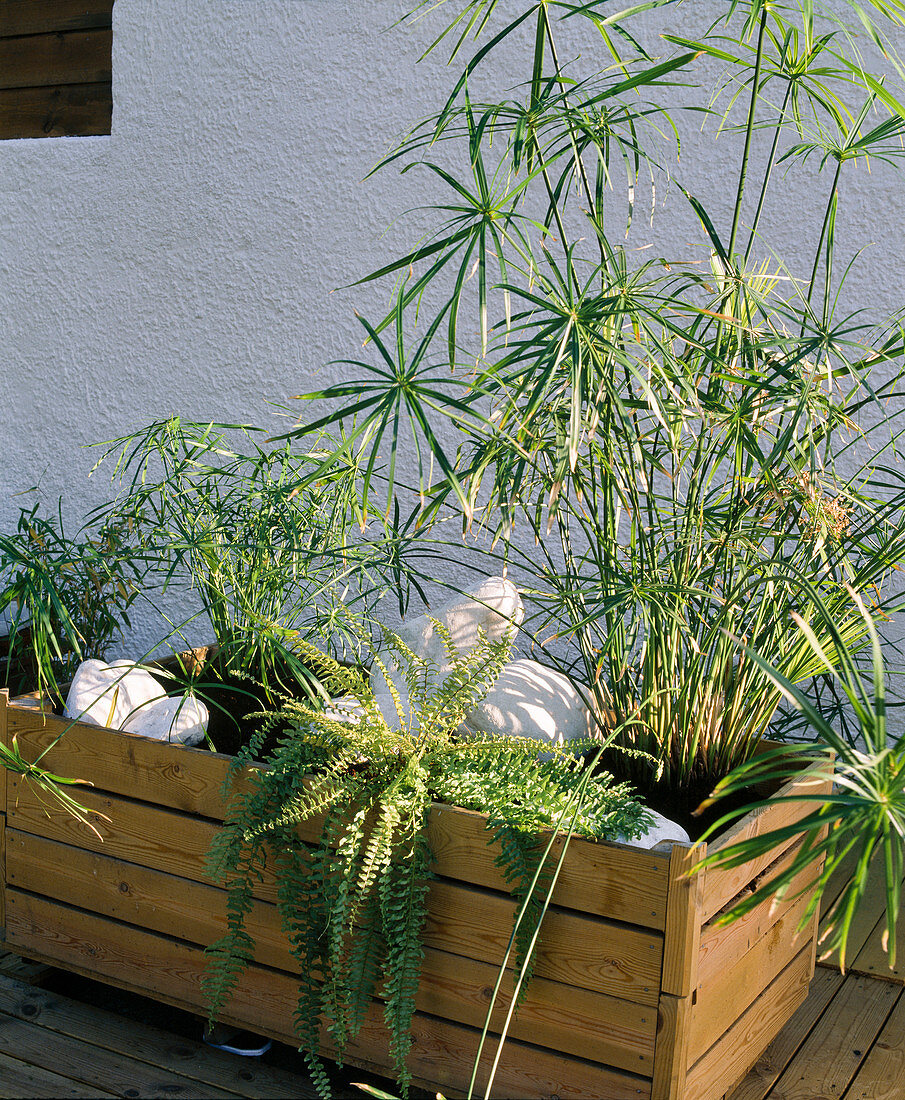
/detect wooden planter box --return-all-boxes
[0,690,831,1099]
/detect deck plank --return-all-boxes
[747,973,898,1099]
[0,973,316,1099]
[0,1049,113,1098]
[728,965,844,1100]
[818,853,905,974]
[0,1010,239,1099]
[843,987,905,1099]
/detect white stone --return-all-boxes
[624,810,691,849]
[64,659,169,730]
[369,577,524,704]
[64,659,208,745]
[120,694,209,746]
[460,658,595,747]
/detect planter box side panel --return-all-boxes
[5,876,653,1099]
[685,944,814,1100]
[1,699,829,1100]
[7,702,673,929]
[3,702,667,1097]
[679,760,832,1098]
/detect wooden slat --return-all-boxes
[685,945,814,1100]
[842,986,905,1099]
[838,866,905,981]
[0,29,112,89]
[0,1000,237,1098]
[0,972,317,1099]
[817,844,861,932]
[429,801,670,928]
[659,842,702,997]
[8,705,672,926]
[5,813,663,1003]
[10,776,666,1008]
[650,992,689,1100]
[0,1049,111,1098]
[0,1,114,38]
[817,853,893,971]
[849,912,905,982]
[6,707,236,819]
[688,889,815,1067]
[0,690,8,813]
[6,821,662,1007]
[424,878,663,1004]
[5,893,651,1100]
[0,814,5,937]
[749,973,899,1099]
[0,82,111,138]
[8,777,223,888]
[727,965,844,1100]
[701,759,832,922]
[6,830,659,1071]
[698,838,815,988]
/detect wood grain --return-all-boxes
[0,814,5,937]
[0,690,8,813]
[0,972,319,1099]
[685,945,814,1100]
[659,842,702,998]
[0,1,114,38]
[650,992,689,1100]
[753,972,899,1099]
[842,986,905,1100]
[727,966,844,1100]
[0,1000,236,1098]
[7,702,672,925]
[0,1050,111,1098]
[6,706,237,819]
[688,889,815,1067]
[698,838,816,987]
[0,82,111,138]
[5,811,663,1005]
[701,758,832,922]
[0,29,111,89]
[6,831,658,1071]
[5,892,652,1100]
[839,865,905,981]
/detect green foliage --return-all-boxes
[88,418,432,721]
[697,586,905,970]
[0,499,138,700]
[290,0,905,808]
[203,619,650,1097]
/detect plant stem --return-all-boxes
[729,5,769,259]
[744,82,793,264]
[807,159,842,305]
[540,2,608,270]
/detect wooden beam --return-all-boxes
[659,842,702,998]
[0,2,114,39]
[0,29,112,91]
[0,82,111,138]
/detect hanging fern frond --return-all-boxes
[204,614,651,1098]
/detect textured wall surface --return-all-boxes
[1,0,903,649]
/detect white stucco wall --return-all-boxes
[1,0,904,652]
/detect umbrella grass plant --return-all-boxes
[292,0,905,820]
[86,418,435,752]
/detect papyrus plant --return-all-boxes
[293,0,905,808]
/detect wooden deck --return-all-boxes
[0,853,902,1099]
[728,851,905,1100]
